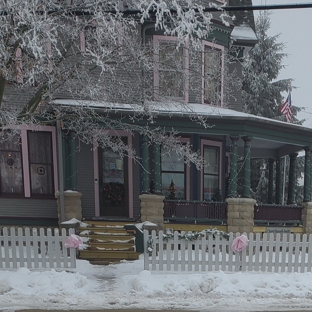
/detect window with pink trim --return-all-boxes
[154,36,189,101]
[0,134,23,196]
[201,140,222,201]
[161,139,190,200]
[202,41,224,106]
[0,129,56,198]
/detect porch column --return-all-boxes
[142,135,150,193]
[304,146,312,202]
[242,136,252,198]
[154,143,162,194]
[287,152,298,205]
[69,131,77,190]
[228,136,239,197]
[268,158,275,204]
[275,158,283,204]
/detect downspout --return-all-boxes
[57,119,65,222]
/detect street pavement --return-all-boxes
[15,310,312,312]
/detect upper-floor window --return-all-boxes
[154,36,189,102]
[202,41,224,106]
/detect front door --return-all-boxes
[98,140,128,217]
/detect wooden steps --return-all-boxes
[78,220,140,264]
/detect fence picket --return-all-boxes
[261,233,267,272]
[159,231,164,271]
[221,234,227,271]
[301,234,308,273]
[287,234,294,272]
[207,234,213,271]
[274,233,281,273]
[267,233,274,272]
[25,228,32,268]
[214,234,220,271]
[3,228,10,268]
[151,230,157,270]
[187,240,192,271]
[174,231,179,271]
[18,228,25,268]
[201,233,207,271]
[10,228,18,268]
[194,239,200,271]
[308,234,312,272]
[294,234,301,273]
[180,232,186,271]
[32,228,40,268]
[54,229,61,268]
[280,233,288,273]
[247,233,254,271]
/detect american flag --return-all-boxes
[280,92,292,122]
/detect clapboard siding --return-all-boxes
[0,198,57,218]
[76,141,95,218]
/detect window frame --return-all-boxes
[201,139,223,201]
[161,137,190,200]
[202,40,224,106]
[153,35,189,102]
[20,126,58,198]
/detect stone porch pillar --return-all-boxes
[55,190,82,223]
[304,147,312,202]
[287,153,297,205]
[268,158,275,204]
[226,197,256,234]
[139,194,165,230]
[302,202,312,234]
[228,136,239,197]
[242,136,252,198]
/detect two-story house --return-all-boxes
[1,0,312,237]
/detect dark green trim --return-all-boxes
[154,143,162,194]
[275,158,283,204]
[142,135,150,193]
[228,136,239,197]
[243,136,252,198]
[304,147,312,202]
[268,158,274,204]
[287,153,298,205]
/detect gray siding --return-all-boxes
[0,198,58,218]
[76,141,95,219]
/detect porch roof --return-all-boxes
[53,99,312,158]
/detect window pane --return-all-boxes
[204,146,219,174]
[162,173,185,199]
[162,149,184,172]
[204,46,221,104]
[28,131,54,195]
[0,139,23,194]
[158,41,184,98]
[203,175,218,201]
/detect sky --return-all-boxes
[252,0,312,127]
[2,251,312,311]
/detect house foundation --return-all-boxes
[139,194,165,230]
[226,198,256,234]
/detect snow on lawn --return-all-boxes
[1,255,312,311]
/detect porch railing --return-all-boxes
[254,204,303,226]
[163,200,227,224]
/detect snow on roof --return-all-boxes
[52,99,312,130]
[230,25,258,42]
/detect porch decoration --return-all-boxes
[147,228,229,252]
[65,234,83,249]
[231,234,248,253]
[103,182,124,205]
[168,180,176,199]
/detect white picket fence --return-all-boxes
[0,227,76,269]
[143,230,312,273]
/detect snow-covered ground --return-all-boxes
[1,254,312,312]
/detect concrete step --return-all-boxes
[79,250,139,261]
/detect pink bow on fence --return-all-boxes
[65,234,83,249]
[231,234,248,253]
